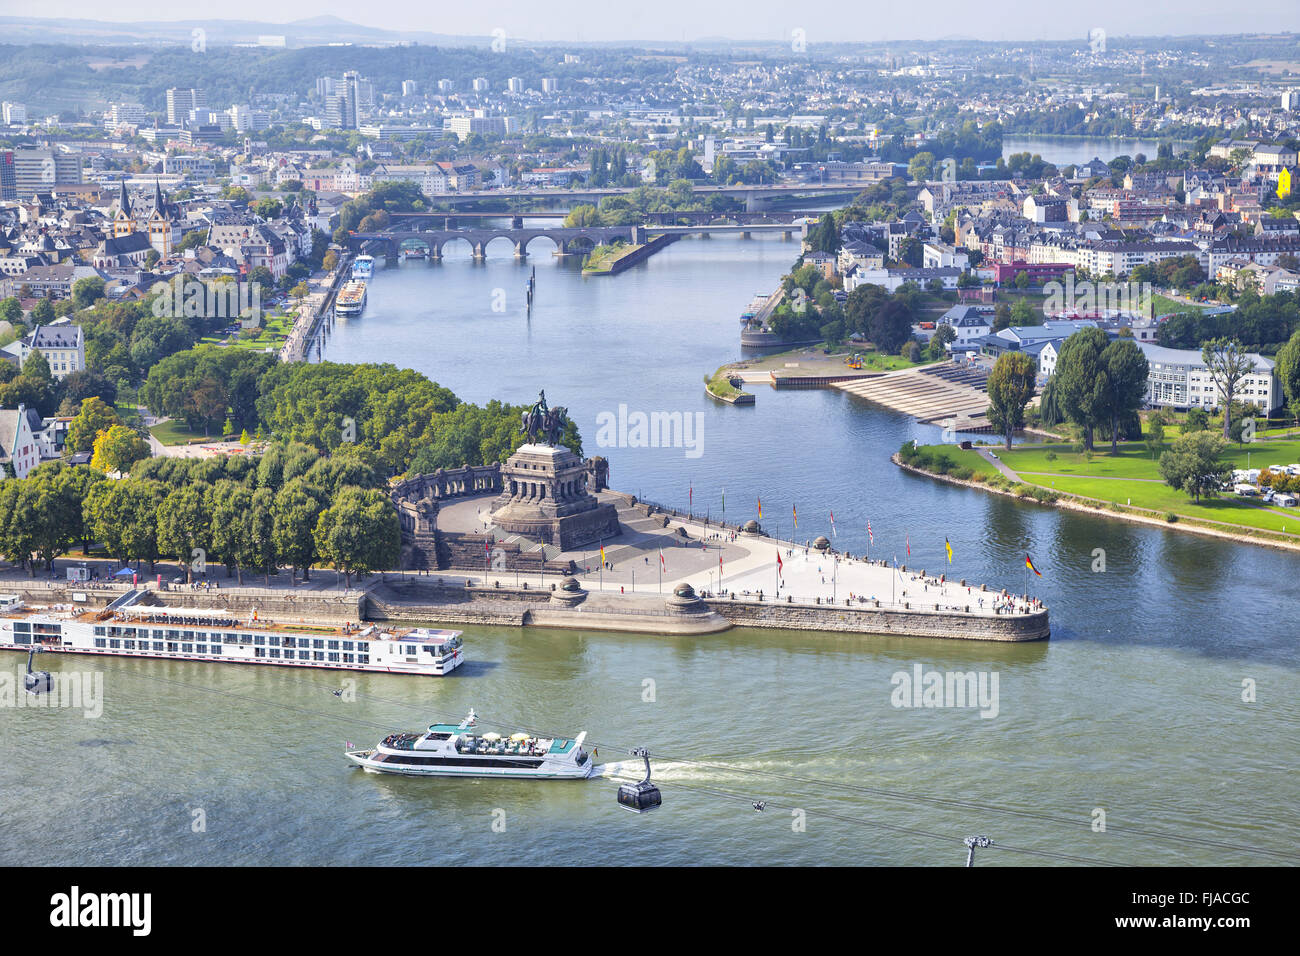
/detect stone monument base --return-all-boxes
[491,443,621,551]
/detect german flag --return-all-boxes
[599,545,606,565]
[757,497,763,519]
[1025,554,1042,577]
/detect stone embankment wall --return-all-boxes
[706,598,1049,642]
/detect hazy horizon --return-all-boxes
[4,1,1299,45]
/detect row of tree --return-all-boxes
[0,445,399,587]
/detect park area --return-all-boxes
[198,313,296,352]
[909,438,1300,538]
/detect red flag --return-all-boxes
[867,521,874,544]
[777,552,783,574]
[659,551,666,571]
[906,534,910,557]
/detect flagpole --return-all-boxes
[599,536,603,592]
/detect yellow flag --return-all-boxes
[945,538,953,563]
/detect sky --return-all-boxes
[4,1,1299,45]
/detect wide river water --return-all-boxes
[3,234,1296,866]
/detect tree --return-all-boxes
[71,277,106,310]
[0,297,21,326]
[1010,297,1040,327]
[322,250,339,272]
[992,302,1012,332]
[1201,339,1257,440]
[84,478,167,569]
[22,350,51,383]
[1098,338,1150,454]
[248,487,278,585]
[986,352,1037,448]
[31,299,55,324]
[1159,431,1229,502]
[1055,327,1110,450]
[91,424,151,475]
[66,397,121,455]
[1145,415,1165,459]
[313,487,400,587]
[272,478,327,581]
[157,484,213,583]
[209,481,254,584]
[1185,406,1209,432]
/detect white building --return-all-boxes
[0,404,42,480]
[922,241,970,270]
[1138,343,1280,413]
[1,322,85,380]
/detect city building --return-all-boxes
[1138,342,1280,412]
[0,404,43,481]
[166,88,208,126]
[1,322,86,381]
[10,148,82,198]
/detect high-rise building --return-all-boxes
[445,112,512,141]
[0,150,16,200]
[1284,90,1298,112]
[105,103,148,128]
[316,76,336,98]
[472,77,489,92]
[2,102,26,125]
[507,77,525,94]
[11,147,82,197]
[166,88,207,126]
[402,80,418,97]
[541,78,558,94]
[324,72,375,130]
[438,79,455,93]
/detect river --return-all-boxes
[3,234,1296,867]
[1002,135,1190,167]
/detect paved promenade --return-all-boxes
[436,492,1045,617]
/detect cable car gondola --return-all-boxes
[25,647,52,696]
[617,747,662,813]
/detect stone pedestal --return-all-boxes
[491,443,620,550]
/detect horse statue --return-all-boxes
[520,390,551,444]
[542,405,568,446]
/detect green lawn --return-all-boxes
[912,439,1300,537]
[1150,293,1206,316]
[199,314,294,351]
[1027,474,1299,534]
[149,420,211,446]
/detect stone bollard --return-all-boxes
[960,579,966,587]
[904,601,909,609]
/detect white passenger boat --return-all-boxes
[0,596,464,676]
[351,254,375,279]
[335,279,367,315]
[347,710,596,779]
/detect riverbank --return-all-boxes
[582,234,678,275]
[893,451,1300,554]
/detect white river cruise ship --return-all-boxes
[0,594,464,676]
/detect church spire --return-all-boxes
[154,176,164,210]
[118,178,131,216]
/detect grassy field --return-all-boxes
[911,439,1300,537]
[149,420,212,446]
[199,314,294,351]
[1150,293,1207,316]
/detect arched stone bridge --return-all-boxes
[347,225,637,260]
